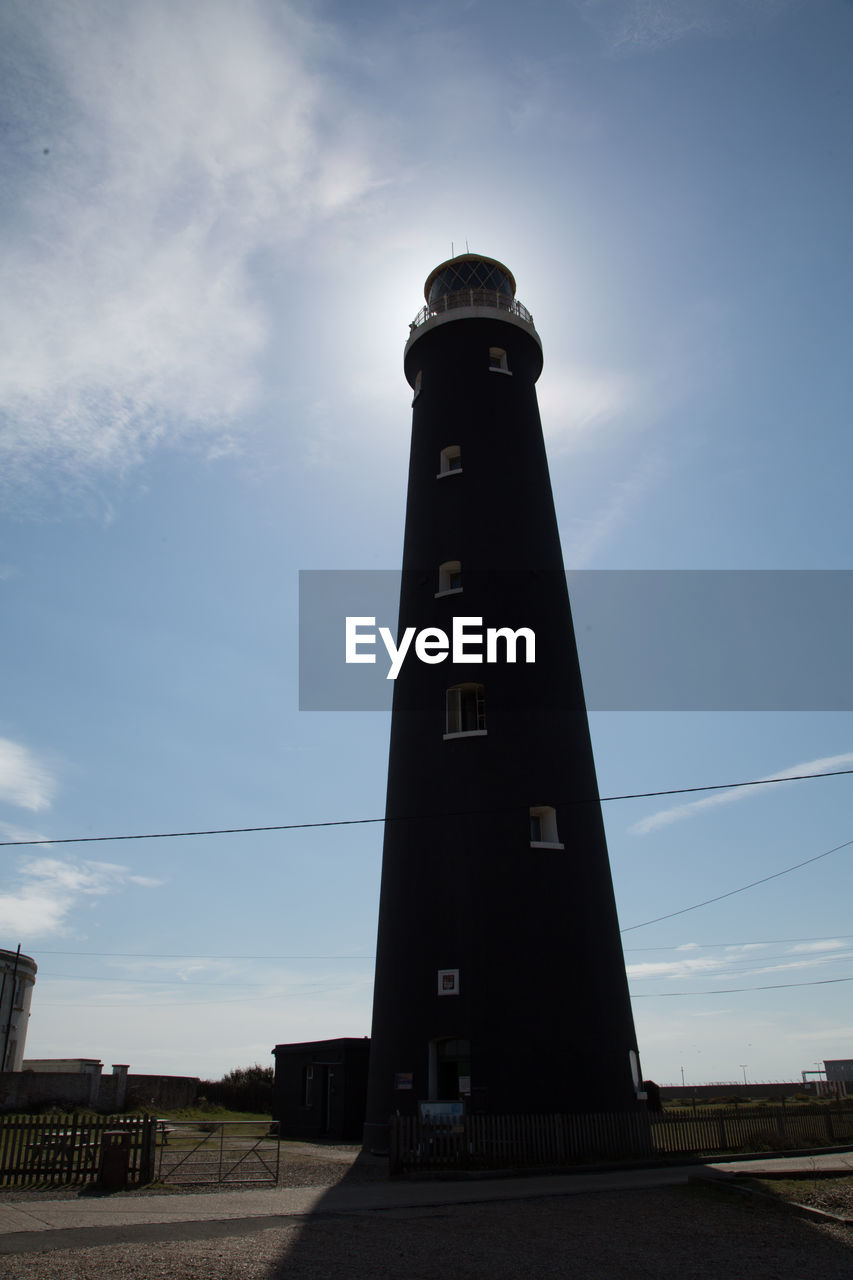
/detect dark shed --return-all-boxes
[272,1038,370,1141]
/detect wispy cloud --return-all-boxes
[0,737,56,812]
[0,0,381,507]
[630,752,853,835]
[0,858,162,938]
[627,954,729,980]
[628,939,853,985]
[571,0,794,55]
[789,940,848,954]
[561,455,665,567]
[539,365,634,455]
[0,821,50,845]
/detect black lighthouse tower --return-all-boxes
[363,255,644,1150]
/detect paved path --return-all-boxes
[710,1149,853,1176]
[0,1150,850,1256]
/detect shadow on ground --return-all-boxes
[256,1157,853,1280]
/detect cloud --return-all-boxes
[0,738,57,811]
[627,954,728,980]
[627,940,853,987]
[0,857,162,938]
[571,0,794,55]
[539,365,634,454]
[561,455,665,567]
[743,951,853,978]
[789,940,848,954]
[0,821,50,845]
[0,0,381,507]
[630,751,853,835]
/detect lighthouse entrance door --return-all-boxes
[431,1038,471,1100]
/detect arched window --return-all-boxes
[438,445,462,476]
[529,805,563,848]
[436,560,462,596]
[445,684,486,737]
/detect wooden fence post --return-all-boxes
[825,1109,835,1142]
[388,1117,399,1176]
[138,1116,157,1185]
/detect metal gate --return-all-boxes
[156,1120,280,1186]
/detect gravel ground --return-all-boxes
[1,1181,853,1279]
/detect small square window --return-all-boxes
[529,806,563,848]
[446,684,486,735]
[438,446,462,477]
[488,347,510,373]
[437,560,462,595]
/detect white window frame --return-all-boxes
[488,347,512,375]
[412,370,422,403]
[435,559,463,597]
[437,445,462,477]
[529,805,563,849]
[444,683,487,738]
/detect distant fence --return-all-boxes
[389,1105,853,1174]
[651,1105,853,1156]
[0,1113,156,1188]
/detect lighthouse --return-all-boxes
[363,255,644,1151]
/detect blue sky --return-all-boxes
[2,0,852,1088]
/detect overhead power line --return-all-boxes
[34,950,375,960]
[621,834,853,932]
[37,973,853,1009]
[1,766,851,848]
[29,933,853,961]
[631,974,853,997]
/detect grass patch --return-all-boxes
[152,1105,271,1123]
[738,1174,853,1218]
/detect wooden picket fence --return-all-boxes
[390,1110,654,1174]
[389,1105,853,1174]
[651,1104,853,1156]
[0,1113,156,1187]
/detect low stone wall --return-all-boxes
[0,1070,99,1111]
[124,1074,198,1111]
[0,1070,198,1113]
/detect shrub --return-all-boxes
[198,1064,274,1114]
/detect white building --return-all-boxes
[0,947,37,1071]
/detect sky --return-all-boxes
[1,0,852,1089]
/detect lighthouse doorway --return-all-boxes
[429,1038,471,1100]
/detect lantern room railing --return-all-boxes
[410,288,535,332]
